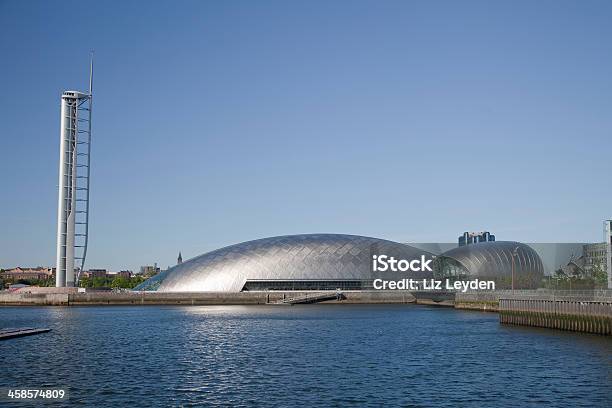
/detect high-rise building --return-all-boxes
[605,220,612,289]
[139,265,161,277]
[458,231,495,247]
[582,243,607,275]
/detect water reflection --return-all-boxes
[0,305,610,407]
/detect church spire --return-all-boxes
[177,251,183,264]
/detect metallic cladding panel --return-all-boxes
[137,234,434,292]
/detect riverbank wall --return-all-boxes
[454,292,501,312]
[498,293,612,335]
[0,290,417,306]
[455,289,612,309]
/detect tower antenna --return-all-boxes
[89,51,94,96]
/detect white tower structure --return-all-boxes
[56,57,93,287]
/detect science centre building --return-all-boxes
[135,234,544,292]
[433,241,544,289]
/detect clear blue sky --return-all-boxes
[1,0,611,271]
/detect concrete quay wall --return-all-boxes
[0,290,416,306]
[0,292,70,306]
[454,292,500,312]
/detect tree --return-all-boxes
[591,261,608,287]
[553,268,567,280]
[110,276,130,289]
[78,277,91,288]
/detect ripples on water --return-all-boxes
[0,305,610,407]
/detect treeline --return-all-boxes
[1,275,146,289]
[1,277,55,288]
[78,275,146,289]
[541,267,608,290]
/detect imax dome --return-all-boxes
[135,234,434,292]
[435,241,544,289]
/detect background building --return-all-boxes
[117,270,133,279]
[0,267,54,281]
[605,220,612,289]
[139,265,161,277]
[458,231,495,247]
[87,269,108,279]
[582,243,607,276]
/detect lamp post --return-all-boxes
[511,246,519,292]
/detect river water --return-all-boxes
[0,305,610,407]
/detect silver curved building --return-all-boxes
[135,234,434,292]
[435,241,544,289]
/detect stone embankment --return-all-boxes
[0,290,416,306]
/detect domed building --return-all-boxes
[135,234,434,292]
[433,241,544,289]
